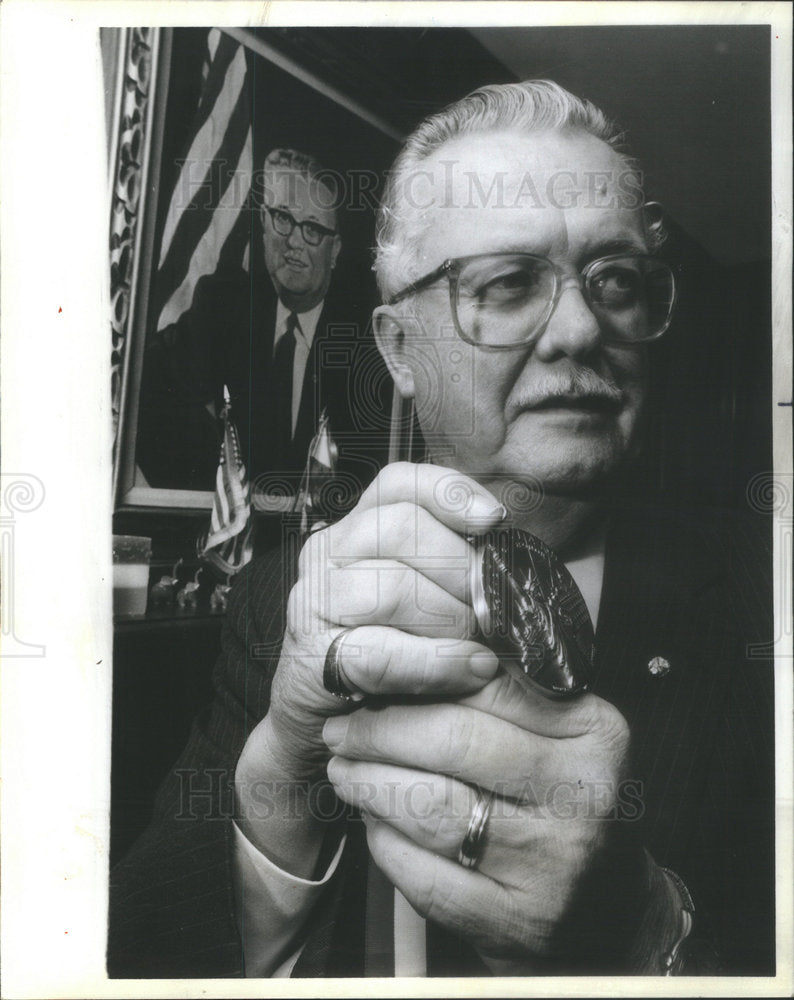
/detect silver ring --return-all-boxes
[458,788,494,870]
[323,627,365,703]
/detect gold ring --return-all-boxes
[458,788,494,870]
[323,628,365,702]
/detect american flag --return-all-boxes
[294,407,339,534]
[200,387,254,576]
[155,28,253,333]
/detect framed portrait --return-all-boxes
[110,27,406,516]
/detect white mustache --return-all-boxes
[514,370,623,409]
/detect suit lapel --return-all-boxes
[241,256,280,478]
[593,506,738,869]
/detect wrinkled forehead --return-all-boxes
[408,128,647,264]
[263,167,337,227]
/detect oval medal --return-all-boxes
[470,527,595,697]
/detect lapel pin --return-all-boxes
[647,655,671,677]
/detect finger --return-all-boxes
[459,671,628,741]
[354,462,506,536]
[323,560,477,638]
[329,759,477,856]
[323,503,474,603]
[322,702,612,802]
[329,627,498,697]
[328,759,533,869]
[363,818,541,957]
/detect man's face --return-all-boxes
[385,128,650,496]
[262,167,341,312]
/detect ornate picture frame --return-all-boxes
[109,27,402,513]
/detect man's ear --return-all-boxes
[642,201,666,245]
[372,305,416,400]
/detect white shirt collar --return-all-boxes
[274,299,325,351]
[558,519,608,630]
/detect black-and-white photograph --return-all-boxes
[1,4,791,996]
[106,19,782,980]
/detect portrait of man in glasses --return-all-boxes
[257,148,342,473]
[111,79,773,979]
[136,146,375,494]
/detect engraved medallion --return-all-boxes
[470,527,595,697]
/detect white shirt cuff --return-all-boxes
[232,820,346,978]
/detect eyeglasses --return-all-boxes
[387,252,677,348]
[262,206,336,247]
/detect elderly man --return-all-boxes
[110,81,773,977]
[137,147,375,492]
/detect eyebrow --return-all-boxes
[483,236,649,262]
[273,204,328,226]
[578,237,648,260]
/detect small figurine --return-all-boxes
[148,559,183,608]
[176,567,203,610]
[209,581,233,612]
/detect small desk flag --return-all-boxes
[200,386,254,576]
[294,407,339,534]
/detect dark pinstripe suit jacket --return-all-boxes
[108,500,775,978]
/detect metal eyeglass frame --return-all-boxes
[386,251,678,349]
[261,205,337,247]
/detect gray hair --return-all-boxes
[374,80,654,302]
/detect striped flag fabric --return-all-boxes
[155,28,253,332]
[294,407,339,534]
[307,409,339,474]
[200,386,254,577]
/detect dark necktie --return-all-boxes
[272,312,298,466]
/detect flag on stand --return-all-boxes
[200,387,254,576]
[294,408,339,535]
[155,28,253,333]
